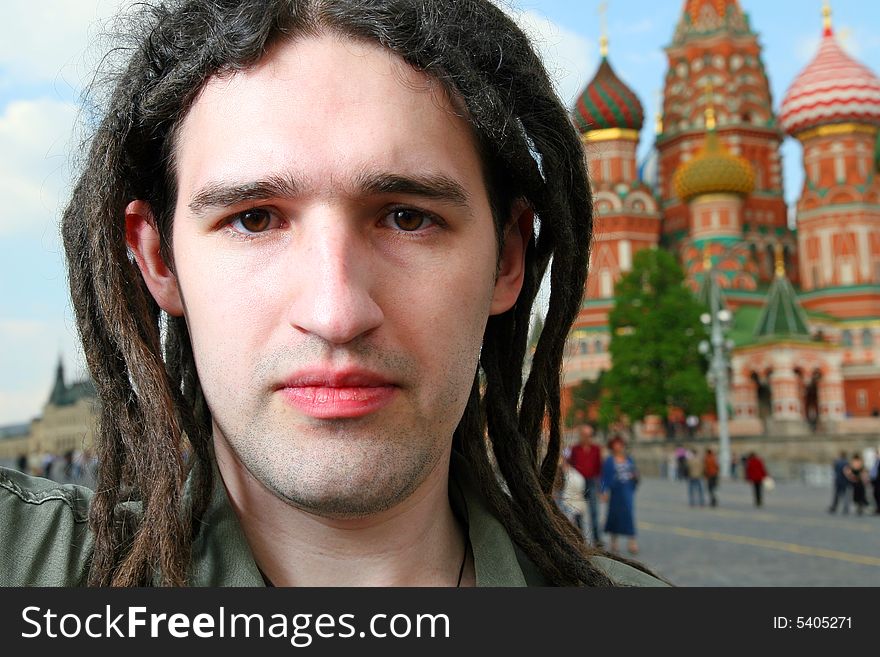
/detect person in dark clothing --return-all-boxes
[704,448,720,507]
[844,454,870,516]
[828,451,851,514]
[745,452,768,507]
[871,449,880,515]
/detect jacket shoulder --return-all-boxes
[0,467,94,586]
[590,555,670,587]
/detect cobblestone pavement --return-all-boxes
[592,477,880,586]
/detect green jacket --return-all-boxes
[0,464,665,587]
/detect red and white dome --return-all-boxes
[780,27,880,136]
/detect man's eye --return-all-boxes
[387,208,433,232]
[230,208,274,234]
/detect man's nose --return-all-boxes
[286,218,384,344]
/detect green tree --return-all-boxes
[564,370,605,428]
[599,248,712,426]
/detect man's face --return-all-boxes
[579,426,594,446]
[134,35,526,518]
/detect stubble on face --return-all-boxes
[207,335,482,519]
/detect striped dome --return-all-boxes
[780,28,880,136]
[673,130,755,201]
[573,57,644,134]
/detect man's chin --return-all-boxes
[269,477,419,519]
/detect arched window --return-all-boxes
[841,330,853,347]
[594,340,604,354]
[862,329,873,347]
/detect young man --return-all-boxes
[0,0,663,587]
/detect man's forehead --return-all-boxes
[172,32,484,202]
[191,32,455,121]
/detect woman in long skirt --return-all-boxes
[601,435,639,555]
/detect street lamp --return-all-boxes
[698,285,734,479]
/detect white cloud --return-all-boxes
[507,9,596,106]
[0,98,78,240]
[0,0,131,87]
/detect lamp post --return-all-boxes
[698,278,735,479]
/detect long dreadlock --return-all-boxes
[63,0,612,586]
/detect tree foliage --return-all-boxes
[564,370,605,428]
[599,248,712,425]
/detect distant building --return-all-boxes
[563,1,880,435]
[0,357,97,468]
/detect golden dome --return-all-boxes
[673,129,755,202]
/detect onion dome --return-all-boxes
[673,110,755,202]
[572,55,644,135]
[780,6,880,136]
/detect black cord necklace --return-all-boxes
[456,535,470,587]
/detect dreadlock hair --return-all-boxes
[62,0,608,586]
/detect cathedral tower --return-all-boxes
[565,30,661,389]
[658,0,795,292]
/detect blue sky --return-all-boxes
[1,1,879,426]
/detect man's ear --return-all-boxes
[489,199,533,315]
[124,200,184,316]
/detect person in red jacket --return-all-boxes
[745,452,768,507]
[567,425,603,546]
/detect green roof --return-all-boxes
[728,305,762,347]
[48,359,96,407]
[753,273,811,339]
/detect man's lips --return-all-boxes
[275,369,399,419]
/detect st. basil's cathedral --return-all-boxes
[562,0,880,435]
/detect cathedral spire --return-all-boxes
[822,1,833,37]
[49,355,66,406]
[704,82,716,131]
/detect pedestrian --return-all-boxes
[601,436,639,556]
[870,449,880,515]
[828,451,851,514]
[844,453,870,516]
[704,448,720,507]
[745,452,768,507]
[674,444,688,481]
[685,448,705,507]
[567,424,603,546]
[554,458,587,534]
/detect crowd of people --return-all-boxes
[11,449,98,489]
[556,425,640,556]
[674,446,769,508]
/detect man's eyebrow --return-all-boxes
[186,171,471,216]
[355,172,470,207]
[188,175,299,216]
